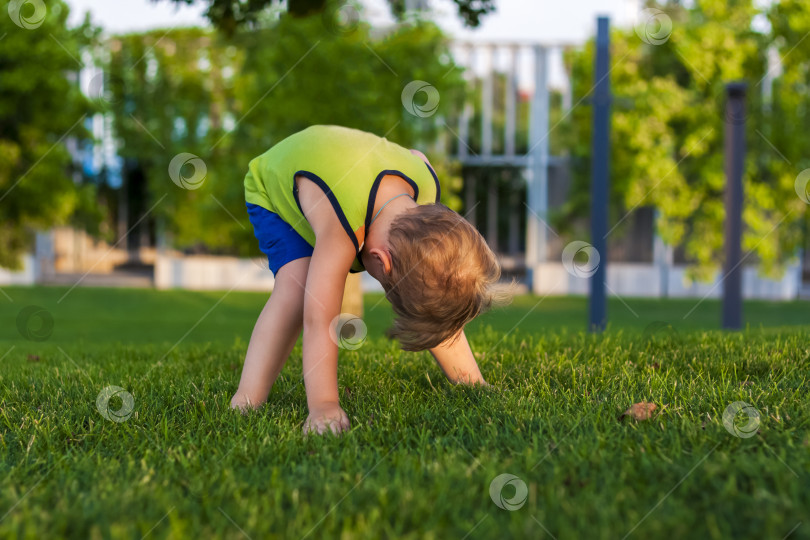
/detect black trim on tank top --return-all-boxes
[423,162,441,203]
[364,170,420,237]
[292,170,360,256]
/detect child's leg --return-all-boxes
[230,257,311,410]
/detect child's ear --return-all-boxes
[369,247,392,275]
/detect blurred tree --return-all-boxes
[766,0,810,276]
[105,15,465,256]
[106,28,238,254]
[160,0,495,34]
[0,1,99,269]
[560,0,806,281]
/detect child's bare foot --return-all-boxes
[304,403,350,435]
[230,393,263,412]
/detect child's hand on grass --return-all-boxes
[304,402,350,435]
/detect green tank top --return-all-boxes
[244,125,441,272]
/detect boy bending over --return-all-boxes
[231,125,503,434]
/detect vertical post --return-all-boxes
[761,46,781,111]
[341,273,364,317]
[508,176,521,256]
[458,100,474,159]
[458,44,474,227]
[457,44,473,160]
[481,44,495,248]
[505,47,518,257]
[589,16,611,332]
[561,47,573,113]
[525,45,549,288]
[652,209,673,298]
[723,82,746,330]
[504,46,518,157]
[487,175,499,251]
[481,44,494,157]
[465,172,477,228]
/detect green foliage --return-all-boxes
[561,0,809,281]
[106,15,466,255]
[0,1,98,269]
[162,0,496,34]
[0,287,808,538]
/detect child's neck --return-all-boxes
[365,194,416,251]
[361,180,417,282]
[366,175,417,248]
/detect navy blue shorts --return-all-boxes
[246,203,314,275]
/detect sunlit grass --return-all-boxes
[0,286,808,538]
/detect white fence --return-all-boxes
[531,262,802,300]
[154,254,275,291]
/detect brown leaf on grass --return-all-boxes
[27,354,40,362]
[620,402,657,422]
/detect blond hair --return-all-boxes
[381,204,506,351]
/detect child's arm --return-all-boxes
[300,234,355,434]
[429,329,488,385]
[295,176,357,435]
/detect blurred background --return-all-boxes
[1,0,809,302]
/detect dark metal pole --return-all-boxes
[589,16,611,332]
[722,82,746,329]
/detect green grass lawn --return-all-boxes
[1,286,808,539]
